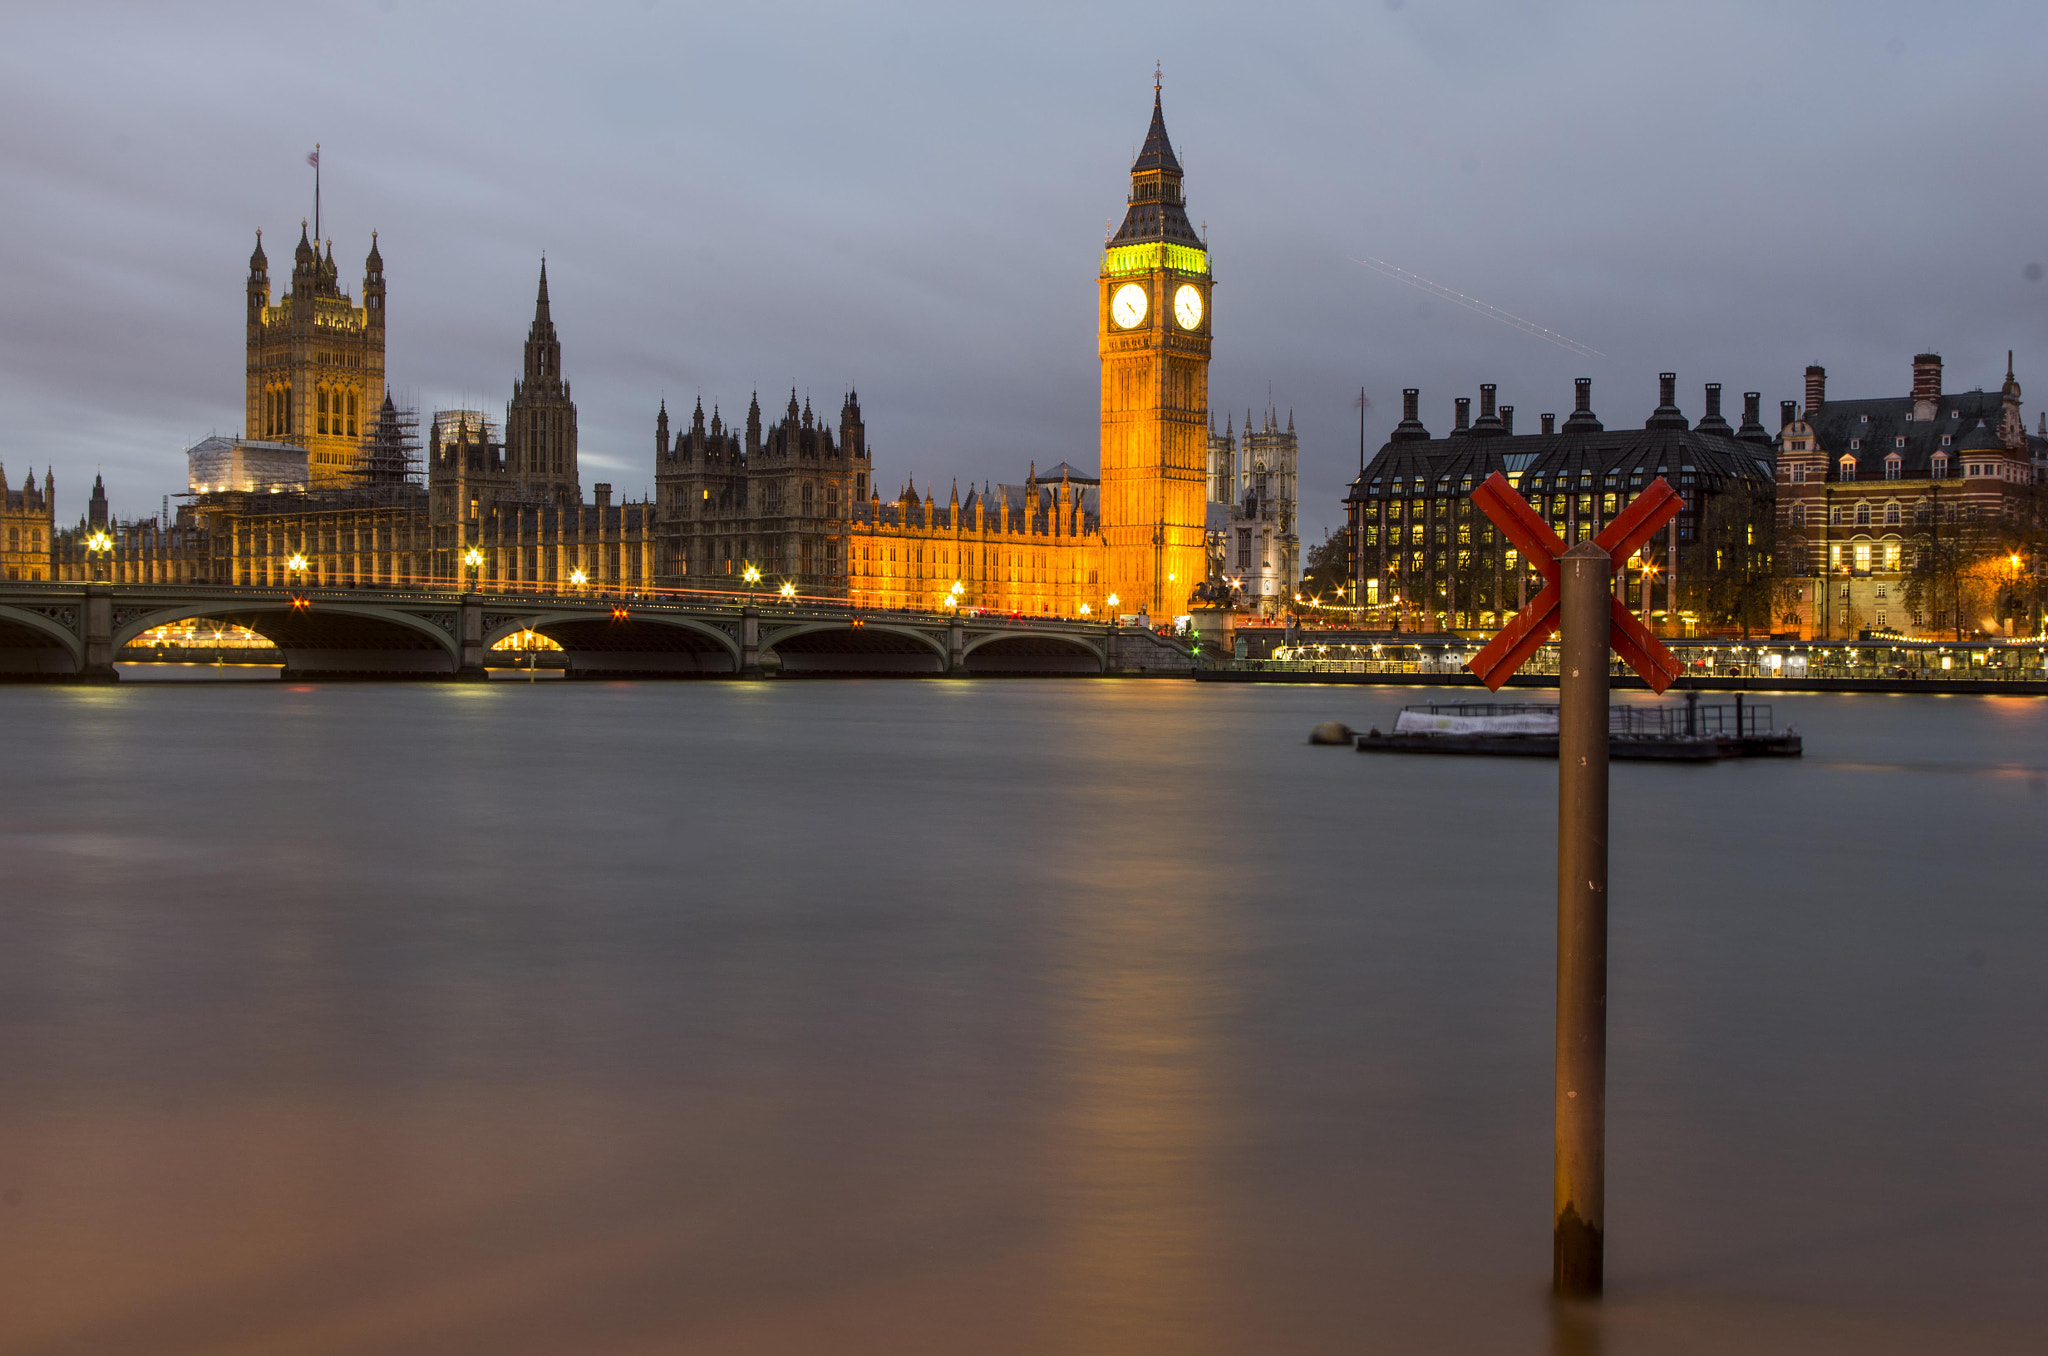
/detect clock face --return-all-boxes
[1111,282,1148,329]
[1174,283,1204,330]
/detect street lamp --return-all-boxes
[86,529,113,582]
[778,580,797,601]
[286,551,309,592]
[463,546,484,591]
[569,567,588,589]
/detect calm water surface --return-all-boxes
[1,680,2043,1354]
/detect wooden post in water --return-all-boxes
[1555,540,1610,1296]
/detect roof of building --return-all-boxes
[1801,388,2018,477]
[1349,386,1775,502]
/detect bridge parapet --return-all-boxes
[0,582,1191,679]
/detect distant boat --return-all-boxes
[1353,698,1800,761]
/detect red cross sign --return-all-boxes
[1466,472,1685,693]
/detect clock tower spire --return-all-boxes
[1099,75,1211,619]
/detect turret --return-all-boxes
[746,392,762,455]
[291,222,319,297]
[363,232,384,329]
[840,389,867,461]
[247,231,269,325]
[88,474,108,529]
[656,400,670,459]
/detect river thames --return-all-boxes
[0,679,2042,1354]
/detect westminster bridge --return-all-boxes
[0,582,1196,680]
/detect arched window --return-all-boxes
[1931,453,1949,478]
[802,482,814,515]
[1854,502,1870,527]
[1839,455,1857,481]
[1884,502,1901,526]
[1829,505,1843,526]
[1884,453,1901,479]
[1790,504,1806,528]
[347,389,358,437]
[826,482,840,517]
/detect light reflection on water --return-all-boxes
[0,680,2042,1354]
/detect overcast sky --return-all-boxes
[3,1,2045,541]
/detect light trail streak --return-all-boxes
[1358,255,1604,359]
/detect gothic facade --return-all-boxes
[1206,408,1300,613]
[44,85,1232,623]
[0,465,54,581]
[652,390,867,593]
[245,226,385,487]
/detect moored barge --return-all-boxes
[1354,696,1801,761]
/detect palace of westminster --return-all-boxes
[17,87,1303,625]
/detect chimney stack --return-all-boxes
[1454,397,1471,432]
[1734,391,1771,446]
[1647,372,1688,430]
[594,482,613,508]
[1501,405,1515,435]
[1780,400,1798,430]
[1541,412,1556,435]
[1912,352,1942,420]
[1697,382,1732,436]
[1471,383,1504,434]
[1804,364,1826,414]
[1392,388,1430,442]
[1912,352,1942,401]
[1563,378,1602,433]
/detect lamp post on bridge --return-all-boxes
[86,530,113,583]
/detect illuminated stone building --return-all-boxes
[1097,80,1213,617]
[665,81,1209,623]
[653,389,867,593]
[1206,408,1299,613]
[1777,354,2045,638]
[0,465,54,581]
[846,464,1103,614]
[69,85,1227,620]
[245,226,385,487]
[170,254,655,593]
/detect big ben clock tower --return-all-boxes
[1099,74,1211,618]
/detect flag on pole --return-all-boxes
[307,148,319,168]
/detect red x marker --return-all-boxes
[1466,473,1684,692]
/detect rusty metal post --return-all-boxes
[1555,539,1610,1297]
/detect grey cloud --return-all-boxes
[2,1,2045,545]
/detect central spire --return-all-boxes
[1110,77,1199,248]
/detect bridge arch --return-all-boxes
[764,620,948,674]
[0,603,85,674]
[483,611,740,676]
[114,601,460,676]
[959,630,1105,675]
